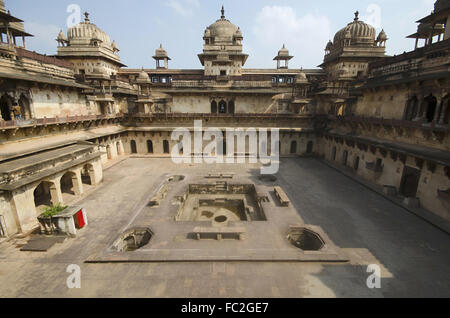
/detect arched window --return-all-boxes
[147,140,153,154]
[18,94,32,120]
[424,94,437,123]
[130,140,137,154]
[0,95,12,121]
[163,140,170,154]
[290,141,297,154]
[228,100,235,114]
[219,100,227,114]
[404,96,418,121]
[211,100,217,114]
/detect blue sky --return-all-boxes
[8,0,436,69]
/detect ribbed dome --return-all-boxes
[278,44,289,56]
[333,11,376,45]
[67,12,111,46]
[137,68,150,83]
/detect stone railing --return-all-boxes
[331,115,450,132]
[0,114,122,129]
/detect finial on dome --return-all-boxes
[354,11,359,21]
[84,11,90,23]
[221,6,225,19]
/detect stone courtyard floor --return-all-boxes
[0,157,449,297]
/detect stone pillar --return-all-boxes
[49,180,63,206]
[439,100,448,124]
[71,169,84,196]
[433,97,443,123]
[11,185,39,233]
[89,159,103,185]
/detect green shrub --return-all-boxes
[41,203,68,218]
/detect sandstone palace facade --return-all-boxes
[0,1,449,237]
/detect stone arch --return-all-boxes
[211,100,217,114]
[60,171,76,196]
[33,181,53,209]
[331,146,337,161]
[18,94,32,120]
[343,150,348,166]
[147,140,154,154]
[290,140,297,154]
[404,96,418,121]
[130,140,137,154]
[424,94,437,122]
[0,94,13,121]
[354,156,360,171]
[106,144,112,160]
[218,100,227,114]
[81,163,94,186]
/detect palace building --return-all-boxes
[0,0,448,239]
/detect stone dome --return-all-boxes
[206,6,239,40]
[137,68,150,83]
[67,12,112,47]
[333,11,376,45]
[295,72,308,83]
[278,44,290,56]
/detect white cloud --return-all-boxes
[252,6,331,68]
[166,0,200,17]
[23,22,60,55]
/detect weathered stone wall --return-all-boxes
[319,137,450,221]
[30,86,91,118]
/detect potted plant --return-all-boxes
[37,203,68,234]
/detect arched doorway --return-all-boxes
[228,100,235,114]
[331,147,337,161]
[106,145,112,160]
[342,150,348,166]
[130,140,137,154]
[290,141,297,154]
[18,94,31,120]
[163,140,170,154]
[60,171,76,197]
[34,181,53,210]
[354,156,360,171]
[399,166,421,198]
[0,95,12,121]
[211,100,217,114]
[147,140,154,154]
[219,100,227,114]
[424,94,437,122]
[306,141,313,154]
